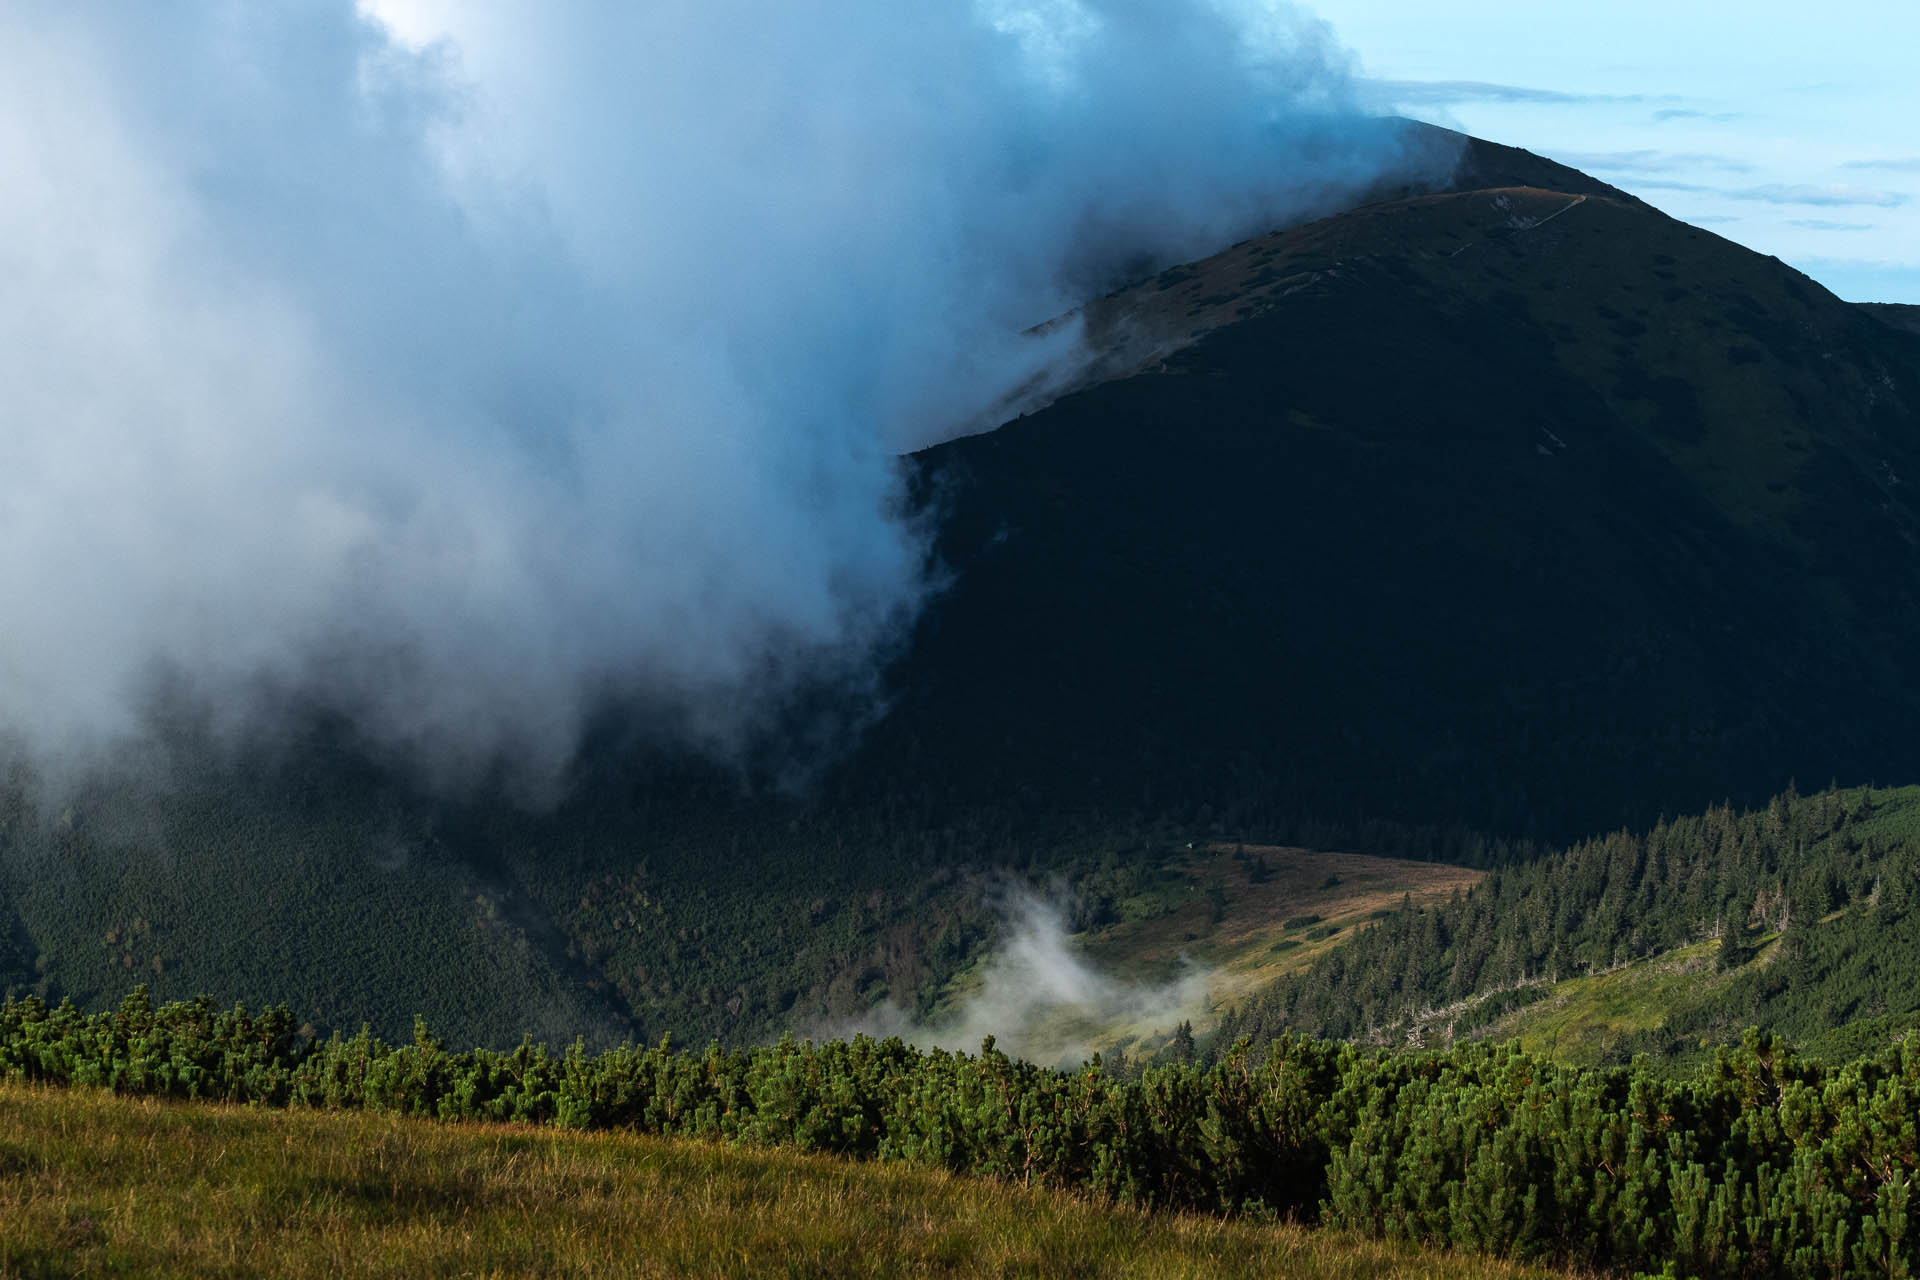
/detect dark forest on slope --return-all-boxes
[1215,784,1920,1067]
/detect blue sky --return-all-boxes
[1325,0,1920,302]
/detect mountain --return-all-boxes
[877,157,1920,848]
[5,127,1920,1050]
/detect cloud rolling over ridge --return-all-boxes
[0,1,1443,787]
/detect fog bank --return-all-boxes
[1,2,1445,787]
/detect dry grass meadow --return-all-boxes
[0,1080,1570,1279]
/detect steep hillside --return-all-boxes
[880,183,1920,847]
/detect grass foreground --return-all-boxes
[0,1081,1567,1280]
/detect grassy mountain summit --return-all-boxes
[4,130,1920,1052]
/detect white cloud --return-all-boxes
[0,2,1438,788]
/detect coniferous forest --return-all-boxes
[1221,784,1920,1065]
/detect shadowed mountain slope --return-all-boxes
[873,182,1920,846]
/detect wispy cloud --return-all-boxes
[1652,108,1740,124]
[1789,219,1874,232]
[1729,184,1908,208]
[1841,157,1920,174]
[1631,179,1713,194]
[1559,150,1752,175]
[1368,78,1667,107]
[1629,179,1906,208]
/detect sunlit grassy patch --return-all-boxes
[0,1081,1568,1279]
[1476,940,1734,1061]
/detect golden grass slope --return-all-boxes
[0,1082,1569,1279]
[1080,844,1480,1026]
